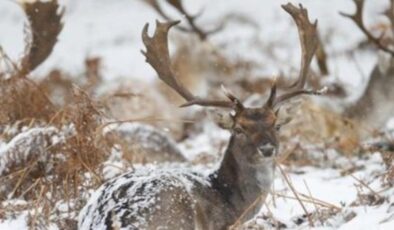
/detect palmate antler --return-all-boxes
[1,1,63,78]
[141,3,324,112]
[20,0,64,76]
[341,0,394,56]
[266,3,325,108]
[141,21,243,111]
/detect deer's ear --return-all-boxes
[207,109,234,130]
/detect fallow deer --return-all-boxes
[78,3,323,229]
[341,0,394,129]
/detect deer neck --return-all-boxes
[210,134,275,216]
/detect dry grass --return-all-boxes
[0,77,55,124]
[0,81,112,227]
[277,100,365,162]
[1,45,111,229]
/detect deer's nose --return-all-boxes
[258,143,276,157]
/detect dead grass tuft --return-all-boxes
[0,77,56,124]
[279,100,364,158]
[51,86,108,179]
[0,77,111,228]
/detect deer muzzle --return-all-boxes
[258,143,276,157]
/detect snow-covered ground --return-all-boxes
[262,153,394,229]
[1,0,393,229]
[1,121,393,229]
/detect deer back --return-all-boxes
[78,166,237,230]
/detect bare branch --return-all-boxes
[274,87,327,107]
[141,20,237,109]
[316,34,329,75]
[144,0,177,23]
[144,0,223,41]
[340,0,394,56]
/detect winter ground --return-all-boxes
[180,121,394,229]
[0,0,394,229]
[1,121,393,229]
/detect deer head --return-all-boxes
[141,3,323,161]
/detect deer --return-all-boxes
[78,3,323,230]
[340,0,394,130]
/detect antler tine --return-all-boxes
[273,87,327,106]
[141,20,235,109]
[384,0,394,35]
[270,3,321,107]
[340,0,394,56]
[145,0,222,41]
[284,3,318,89]
[141,20,193,101]
[264,79,277,108]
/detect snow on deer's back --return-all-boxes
[78,165,211,230]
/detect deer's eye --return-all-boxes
[275,124,281,131]
[233,126,243,133]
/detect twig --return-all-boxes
[278,143,300,163]
[19,178,41,198]
[76,151,103,185]
[350,174,381,197]
[298,192,342,210]
[276,160,314,227]
[275,193,341,211]
[303,179,324,225]
[8,159,37,199]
